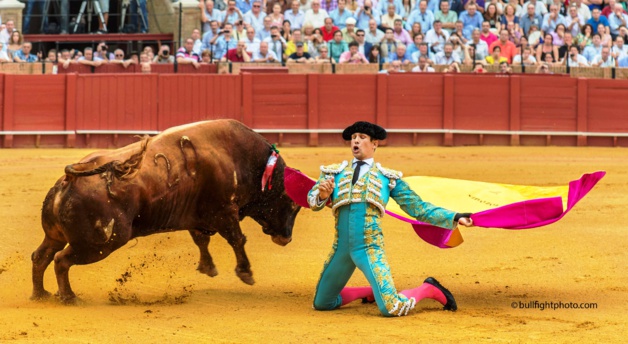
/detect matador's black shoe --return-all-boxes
[424,277,457,311]
[361,295,375,304]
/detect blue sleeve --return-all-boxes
[390,179,458,229]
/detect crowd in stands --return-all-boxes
[4,0,628,73]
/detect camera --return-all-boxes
[271,34,278,38]
[364,6,370,10]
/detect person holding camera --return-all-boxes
[95,42,113,61]
[223,0,245,26]
[563,44,589,67]
[356,0,381,31]
[262,25,288,62]
[214,23,239,60]
[153,45,174,64]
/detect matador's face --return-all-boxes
[351,132,378,161]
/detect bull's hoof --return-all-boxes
[197,264,218,277]
[30,290,52,301]
[55,292,78,305]
[236,271,255,285]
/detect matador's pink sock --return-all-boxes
[399,277,457,311]
[340,287,374,305]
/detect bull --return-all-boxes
[31,120,301,303]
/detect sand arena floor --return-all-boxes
[0,146,626,343]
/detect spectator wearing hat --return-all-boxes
[287,41,315,62]
[321,17,341,41]
[329,0,354,29]
[338,41,369,63]
[341,17,359,42]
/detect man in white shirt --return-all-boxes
[303,0,330,28]
[565,5,584,38]
[411,55,435,72]
[243,26,261,55]
[364,18,384,44]
[564,45,589,67]
[592,46,616,67]
[252,41,279,62]
[0,20,15,45]
[467,28,488,61]
[244,0,266,32]
[433,42,460,64]
[425,20,450,53]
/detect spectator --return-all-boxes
[406,0,433,33]
[598,23,613,47]
[44,49,57,63]
[586,8,609,34]
[557,31,574,60]
[263,25,287,63]
[462,44,478,65]
[602,0,626,18]
[592,46,616,67]
[321,17,340,41]
[479,21,498,47]
[0,20,15,45]
[436,0,458,34]
[536,62,552,73]
[139,52,151,64]
[611,36,628,60]
[367,44,382,63]
[13,42,38,63]
[130,0,149,33]
[243,26,262,54]
[434,42,460,64]
[387,43,412,63]
[177,38,202,68]
[354,29,373,56]
[500,4,519,33]
[244,1,266,32]
[304,0,330,28]
[253,41,280,61]
[285,0,306,29]
[76,47,102,67]
[412,55,435,72]
[154,45,175,63]
[237,0,254,13]
[576,23,594,49]
[223,0,245,26]
[522,0,548,18]
[365,19,385,44]
[94,42,112,62]
[528,23,542,46]
[583,33,603,62]
[379,27,400,59]
[356,0,382,30]
[484,3,501,34]
[201,1,226,33]
[267,0,291,14]
[409,22,423,39]
[328,29,349,61]
[307,28,326,57]
[287,41,314,62]
[268,2,286,27]
[200,49,213,63]
[551,23,567,46]
[467,28,489,60]
[512,46,537,65]
[425,20,449,53]
[572,0,591,22]
[407,32,424,55]
[286,28,309,56]
[520,3,542,36]
[459,3,482,40]
[378,0,405,18]
[563,44,589,66]
[202,21,222,51]
[452,21,469,45]
[315,44,334,62]
[0,42,11,62]
[445,61,460,72]
[320,0,339,12]
[449,32,465,61]
[609,4,628,37]
[541,4,565,34]
[536,33,558,62]
[7,30,23,60]
[618,54,628,67]
[485,45,506,65]
[342,17,358,42]
[330,0,353,29]
[489,28,517,63]
[392,19,413,45]
[214,23,239,59]
[282,20,294,43]
[302,21,315,39]
[57,49,72,69]
[473,62,487,73]
[128,51,138,64]
[499,61,511,73]
[110,49,133,68]
[258,16,274,41]
[380,59,405,72]
[411,42,435,64]
[565,5,584,38]
[338,41,369,63]
[222,40,252,61]
[382,3,403,30]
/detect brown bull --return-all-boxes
[31,120,301,303]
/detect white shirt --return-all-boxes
[303,9,330,28]
[351,158,374,181]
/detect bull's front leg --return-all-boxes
[218,220,254,285]
[31,236,67,300]
[188,229,218,277]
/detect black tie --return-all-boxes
[352,161,366,185]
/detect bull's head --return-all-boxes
[251,191,301,246]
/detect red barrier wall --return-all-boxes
[1,73,627,148]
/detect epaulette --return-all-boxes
[320,161,348,174]
[375,163,403,179]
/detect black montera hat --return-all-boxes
[342,121,387,141]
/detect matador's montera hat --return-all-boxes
[342,121,387,141]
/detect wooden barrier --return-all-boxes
[1,73,628,148]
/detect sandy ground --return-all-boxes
[0,146,626,343]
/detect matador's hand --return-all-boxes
[458,217,473,227]
[318,179,335,200]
